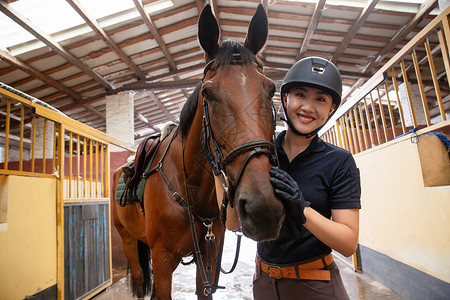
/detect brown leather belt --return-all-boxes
[256,254,333,281]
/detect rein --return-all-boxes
[202,100,278,208]
[144,55,278,298]
[198,55,279,293]
[201,57,279,209]
[144,130,223,297]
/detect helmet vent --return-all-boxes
[311,57,329,74]
[312,65,325,74]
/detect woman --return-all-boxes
[253,57,361,300]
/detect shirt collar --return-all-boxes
[276,130,326,157]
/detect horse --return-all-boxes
[111,4,285,299]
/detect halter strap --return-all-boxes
[223,140,276,166]
[202,59,216,81]
[223,140,277,202]
[201,97,278,208]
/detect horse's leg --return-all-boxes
[112,200,149,299]
[115,222,148,298]
[151,249,180,300]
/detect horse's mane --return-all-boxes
[178,40,260,136]
[178,82,202,135]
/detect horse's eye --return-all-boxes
[202,88,216,102]
[202,89,211,101]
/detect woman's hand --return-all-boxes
[269,167,310,225]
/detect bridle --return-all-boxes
[145,55,279,298]
[201,56,279,215]
[197,56,278,297]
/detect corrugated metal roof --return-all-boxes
[0,0,443,142]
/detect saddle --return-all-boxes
[116,122,177,207]
[117,133,161,207]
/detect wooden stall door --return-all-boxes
[64,202,110,299]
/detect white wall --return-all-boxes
[355,133,450,281]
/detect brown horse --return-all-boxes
[112,4,285,299]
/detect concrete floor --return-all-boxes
[92,257,403,299]
[335,258,402,300]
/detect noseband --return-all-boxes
[200,57,279,211]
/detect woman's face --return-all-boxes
[284,86,336,134]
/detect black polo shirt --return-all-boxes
[257,131,361,264]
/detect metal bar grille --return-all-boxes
[0,82,133,300]
[320,9,450,153]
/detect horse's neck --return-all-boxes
[182,104,214,188]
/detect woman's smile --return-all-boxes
[284,86,335,134]
[297,113,314,124]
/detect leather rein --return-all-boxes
[144,130,224,297]
[201,56,279,216]
[199,55,279,290]
[144,56,278,298]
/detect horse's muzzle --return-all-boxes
[236,190,284,242]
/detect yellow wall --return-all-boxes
[355,134,450,282]
[0,175,57,299]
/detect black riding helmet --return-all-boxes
[280,56,342,138]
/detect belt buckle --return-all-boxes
[268,265,282,279]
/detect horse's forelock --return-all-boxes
[179,41,260,136]
[212,40,259,69]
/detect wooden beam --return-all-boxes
[331,0,380,64]
[195,0,204,14]
[363,0,438,73]
[0,49,82,101]
[264,61,372,79]
[133,0,178,71]
[118,69,370,93]
[135,112,157,130]
[147,92,176,123]
[56,61,206,112]
[149,1,196,21]
[66,0,147,80]
[0,1,113,90]
[341,78,365,103]
[0,50,105,121]
[133,0,198,115]
[120,79,200,92]
[297,0,326,60]
[82,104,106,120]
[211,0,223,41]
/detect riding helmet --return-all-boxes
[280,56,342,137]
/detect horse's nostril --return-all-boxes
[238,197,248,219]
[235,192,284,241]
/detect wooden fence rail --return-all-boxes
[320,6,450,154]
[0,82,134,299]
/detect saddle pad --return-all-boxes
[115,173,139,205]
[115,142,161,206]
[115,123,176,206]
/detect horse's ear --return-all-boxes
[244,4,268,54]
[198,4,219,58]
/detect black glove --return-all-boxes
[269,166,310,225]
